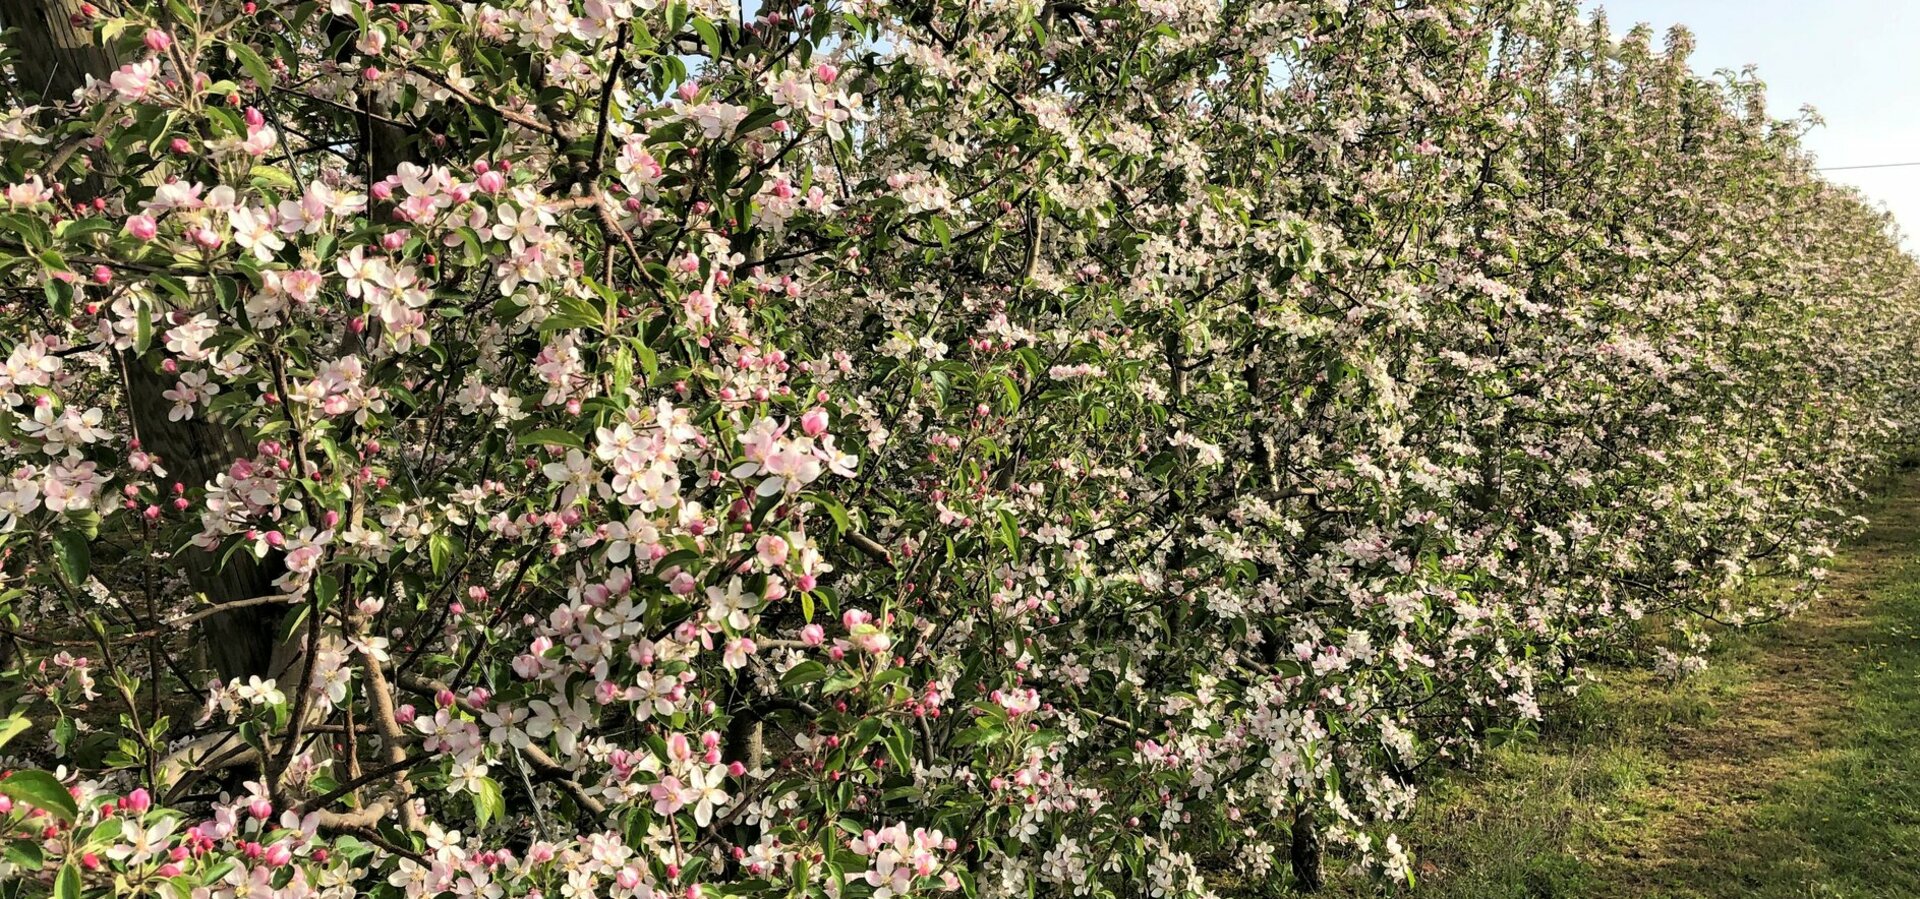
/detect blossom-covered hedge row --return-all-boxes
[1,0,1916,895]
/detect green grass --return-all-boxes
[1690,576,1920,899]
[1315,474,1920,898]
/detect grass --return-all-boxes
[1316,470,1920,898]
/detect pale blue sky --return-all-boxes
[1585,1,1920,247]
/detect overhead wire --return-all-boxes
[1818,161,1920,172]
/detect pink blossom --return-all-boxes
[108,60,159,101]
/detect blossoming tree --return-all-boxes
[1,0,1917,896]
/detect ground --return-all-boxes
[1323,467,1920,898]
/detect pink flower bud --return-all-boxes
[801,407,829,437]
[477,169,506,193]
[126,214,159,241]
[126,788,151,814]
[91,265,113,284]
[264,842,292,866]
[144,29,173,51]
[170,137,191,154]
[248,798,272,820]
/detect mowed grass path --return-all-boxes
[1330,467,1920,898]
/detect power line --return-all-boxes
[1818,161,1920,172]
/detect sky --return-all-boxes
[1583,1,1920,248]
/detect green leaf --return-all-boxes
[779,660,829,690]
[691,16,722,57]
[315,573,339,608]
[518,429,585,450]
[847,717,883,755]
[55,217,117,243]
[4,836,44,868]
[51,531,89,587]
[55,862,80,899]
[884,723,913,770]
[812,494,852,535]
[134,304,153,354]
[249,165,299,192]
[86,816,123,850]
[229,42,274,91]
[0,770,78,823]
[999,373,1021,411]
[429,533,456,577]
[997,509,1021,560]
[735,105,778,137]
[44,279,72,319]
[471,775,505,828]
[949,726,1003,748]
[0,717,28,753]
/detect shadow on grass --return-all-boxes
[1663,573,1920,899]
[1318,473,1920,898]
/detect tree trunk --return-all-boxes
[0,0,114,104]
[123,361,289,679]
[1291,807,1323,893]
[4,0,286,681]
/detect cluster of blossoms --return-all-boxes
[1,0,1918,896]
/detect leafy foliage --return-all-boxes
[0,0,1916,897]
